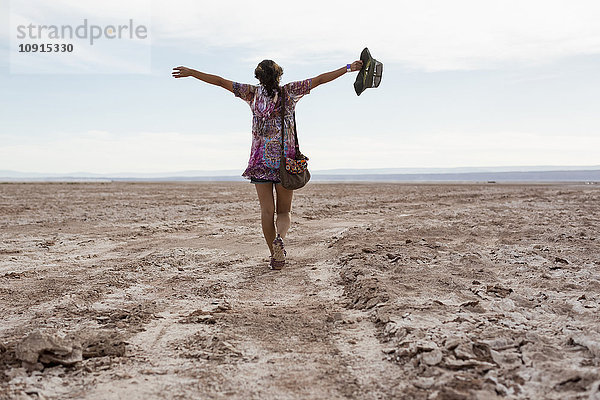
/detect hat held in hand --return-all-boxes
[354,47,383,96]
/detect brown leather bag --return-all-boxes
[279,88,310,190]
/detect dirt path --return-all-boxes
[1,182,599,399]
[0,183,404,399]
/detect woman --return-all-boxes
[172,59,363,270]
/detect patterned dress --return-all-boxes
[233,79,312,182]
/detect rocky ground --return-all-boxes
[0,182,599,399]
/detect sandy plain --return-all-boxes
[0,182,599,400]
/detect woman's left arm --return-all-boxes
[310,60,362,90]
[172,66,233,93]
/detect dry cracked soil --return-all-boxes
[1,182,599,399]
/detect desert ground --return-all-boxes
[0,182,599,400]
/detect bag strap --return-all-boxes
[292,112,300,154]
[280,87,286,158]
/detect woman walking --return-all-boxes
[172,59,363,270]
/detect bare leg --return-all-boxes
[274,184,294,239]
[255,183,276,255]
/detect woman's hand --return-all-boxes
[171,66,234,93]
[172,66,193,78]
[350,60,363,72]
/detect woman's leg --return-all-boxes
[274,184,294,239]
[254,183,276,255]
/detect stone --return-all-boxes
[454,343,475,360]
[422,349,443,366]
[417,341,439,352]
[568,335,600,358]
[490,349,522,368]
[444,356,495,371]
[413,377,436,389]
[486,284,513,298]
[15,331,82,370]
[445,336,462,350]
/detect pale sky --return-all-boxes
[1,0,599,174]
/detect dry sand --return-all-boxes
[0,182,599,399]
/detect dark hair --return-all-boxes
[255,59,283,98]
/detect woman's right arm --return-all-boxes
[310,60,363,90]
[172,66,233,93]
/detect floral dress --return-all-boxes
[233,79,312,182]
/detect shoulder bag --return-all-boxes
[279,88,310,190]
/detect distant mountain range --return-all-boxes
[1,166,599,182]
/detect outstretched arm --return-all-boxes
[172,66,233,93]
[311,60,363,90]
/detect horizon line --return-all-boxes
[1,164,600,178]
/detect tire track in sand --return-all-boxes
[178,217,404,399]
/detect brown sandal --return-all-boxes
[271,234,286,270]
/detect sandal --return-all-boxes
[269,256,284,270]
[271,234,286,270]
